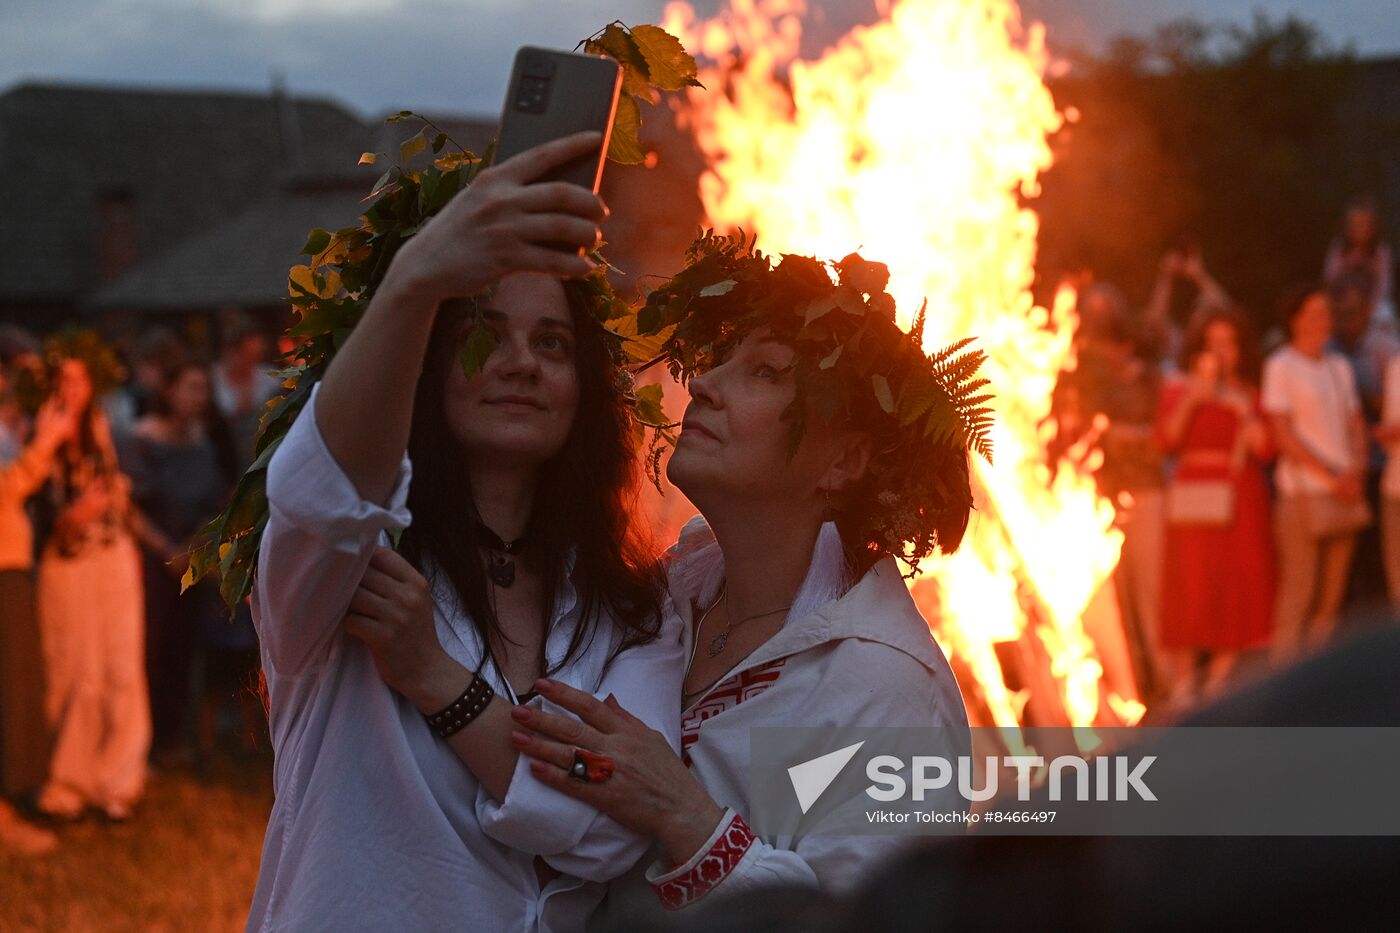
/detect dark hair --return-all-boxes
[1180,306,1263,386]
[149,360,210,419]
[399,282,664,679]
[149,360,241,480]
[1277,283,1330,338]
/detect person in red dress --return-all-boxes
[1155,308,1275,707]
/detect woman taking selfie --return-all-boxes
[497,240,982,917]
[245,131,683,933]
[1155,308,1274,707]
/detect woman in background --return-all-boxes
[35,348,149,821]
[1155,308,1274,706]
[122,361,233,764]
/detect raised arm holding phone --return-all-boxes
[245,78,685,930]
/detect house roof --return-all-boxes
[0,81,370,302]
[84,178,369,311]
[0,80,501,310]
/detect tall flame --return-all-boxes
[664,0,1140,732]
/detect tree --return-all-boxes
[1035,14,1388,334]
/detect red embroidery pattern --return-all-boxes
[680,657,787,766]
[653,812,757,910]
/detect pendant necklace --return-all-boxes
[702,588,792,658]
[477,522,525,588]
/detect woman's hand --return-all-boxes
[382,131,609,306]
[511,678,727,867]
[343,546,462,713]
[31,397,78,454]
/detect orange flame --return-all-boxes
[665,0,1139,732]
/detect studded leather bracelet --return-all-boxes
[425,672,495,739]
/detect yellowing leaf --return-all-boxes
[400,130,427,162]
[607,94,645,165]
[289,263,342,299]
[586,27,652,98]
[634,382,669,426]
[629,24,700,91]
[358,151,378,165]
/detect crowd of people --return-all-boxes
[0,312,278,853]
[1058,198,1400,711]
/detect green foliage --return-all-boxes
[633,230,995,572]
[582,21,703,164]
[186,22,698,609]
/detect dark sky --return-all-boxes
[3,0,1397,118]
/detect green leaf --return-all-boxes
[431,132,447,153]
[400,130,427,162]
[629,24,700,91]
[818,345,843,369]
[386,110,416,123]
[607,94,645,165]
[872,374,895,413]
[300,228,331,256]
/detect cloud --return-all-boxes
[2,0,1397,120]
[0,0,676,116]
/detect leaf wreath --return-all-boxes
[634,230,996,574]
[13,327,127,415]
[186,24,698,609]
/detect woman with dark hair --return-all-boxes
[499,238,980,919]
[1262,286,1370,662]
[121,361,232,762]
[34,345,150,821]
[1155,308,1275,706]
[245,132,683,932]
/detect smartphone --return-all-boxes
[496,46,622,195]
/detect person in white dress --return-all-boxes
[245,132,685,933]
[35,355,149,822]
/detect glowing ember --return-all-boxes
[664,0,1134,731]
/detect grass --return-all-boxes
[0,753,273,933]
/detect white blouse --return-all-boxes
[245,385,685,933]
[599,517,971,922]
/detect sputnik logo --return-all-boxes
[787,741,866,814]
